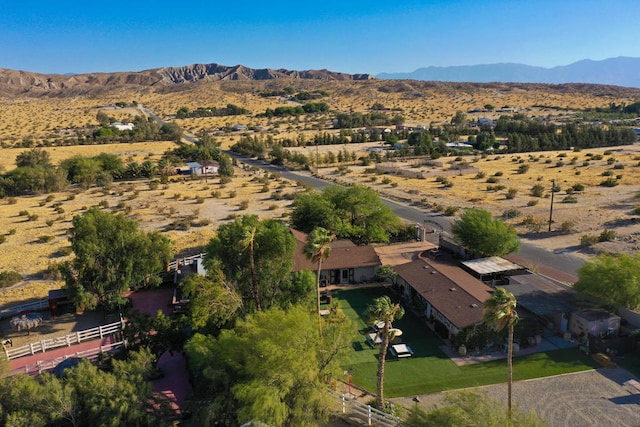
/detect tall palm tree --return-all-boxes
[240,225,261,311]
[303,227,333,315]
[483,287,519,423]
[366,295,405,409]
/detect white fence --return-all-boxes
[4,320,124,360]
[334,392,401,426]
[9,340,126,376]
[167,253,205,271]
[0,299,49,320]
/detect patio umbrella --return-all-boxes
[10,313,43,335]
[53,357,82,378]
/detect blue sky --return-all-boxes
[2,0,639,75]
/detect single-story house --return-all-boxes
[394,257,493,339]
[291,229,381,285]
[111,122,135,131]
[445,142,473,149]
[185,160,219,176]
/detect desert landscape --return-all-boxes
[1,73,640,309]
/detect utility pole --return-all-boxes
[316,142,319,175]
[548,179,556,232]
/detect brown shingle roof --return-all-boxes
[291,229,381,271]
[394,258,492,329]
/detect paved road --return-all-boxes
[234,159,585,277]
[142,107,586,277]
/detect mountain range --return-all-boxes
[1,57,640,98]
[377,57,640,88]
[0,63,374,96]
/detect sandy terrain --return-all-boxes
[1,79,639,309]
[0,167,304,307]
[298,143,640,259]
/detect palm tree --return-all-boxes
[483,287,519,423]
[366,295,405,409]
[240,225,261,311]
[303,227,333,315]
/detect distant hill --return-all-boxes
[0,63,374,96]
[377,57,640,88]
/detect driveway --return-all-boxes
[392,368,640,426]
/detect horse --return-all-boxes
[1,338,12,348]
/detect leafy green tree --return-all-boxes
[451,111,468,125]
[452,208,520,257]
[159,122,183,142]
[122,310,187,365]
[15,148,51,168]
[401,391,546,427]
[407,131,434,155]
[366,295,405,409]
[483,288,519,422]
[373,265,398,284]
[61,155,102,188]
[181,262,243,330]
[96,110,110,125]
[574,253,640,309]
[290,190,337,232]
[3,165,68,195]
[62,207,173,312]
[291,185,403,244]
[205,215,298,312]
[303,227,333,315]
[0,349,171,426]
[185,306,348,426]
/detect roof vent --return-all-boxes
[470,303,478,308]
[431,271,437,274]
[449,288,456,292]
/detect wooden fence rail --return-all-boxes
[9,341,126,377]
[0,299,49,320]
[4,320,125,360]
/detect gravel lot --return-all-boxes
[392,368,640,426]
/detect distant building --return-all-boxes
[111,122,134,131]
[445,142,473,148]
[185,160,219,176]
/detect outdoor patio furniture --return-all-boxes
[389,343,414,358]
[366,332,382,347]
[372,321,386,331]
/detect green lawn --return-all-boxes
[331,287,599,398]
